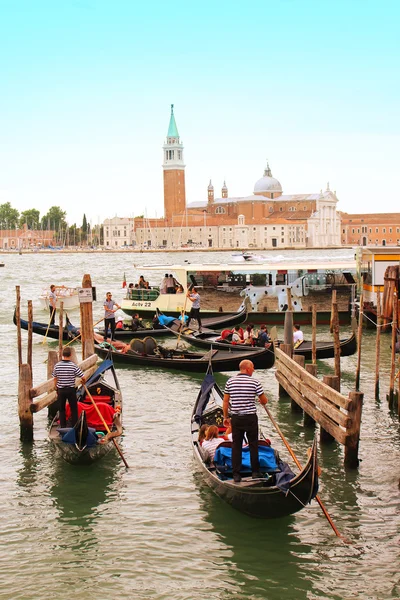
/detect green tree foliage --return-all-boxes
[41,206,67,230]
[0,202,20,228]
[19,208,40,229]
[82,214,87,233]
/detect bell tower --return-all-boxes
[163,104,186,222]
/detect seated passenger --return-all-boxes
[176,284,184,293]
[202,425,223,461]
[152,314,160,328]
[131,313,144,332]
[243,324,255,345]
[115,315,124,330]
[232,325,246,344]
[293,324,304,346]
[138,275,150,289]
[160,274,169,294]
[198,424,209,446]
[256,324,270,347]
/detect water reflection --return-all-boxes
[194,473,314,600]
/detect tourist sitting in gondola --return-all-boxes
[131,313,145,332]
[232,325,246,344]
[243,324,255,345]
[198,424,209,446]
[201,425,223,462]
[255,325,271,347]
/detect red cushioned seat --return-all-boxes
[82,395,112,404]
[65,401,115,430]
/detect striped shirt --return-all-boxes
[202,437,222,461]
[224,373,264,415]
[52,359,84,389]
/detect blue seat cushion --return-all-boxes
[214,444,279,473]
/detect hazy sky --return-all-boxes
[1,0,399,225]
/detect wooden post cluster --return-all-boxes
[312,304,317,365]
[16,286,22,368]
[274,347,364,467]
[355,293,364,392]
[388,290,398,407]
[375,289,381,400]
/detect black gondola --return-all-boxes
[13,308,79,341]
[191,374,319,518]
[161,314,357,360]
[94,302,250,342]
[49,359,123,465]
[94,338,275,372]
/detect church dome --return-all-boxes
[253,163,282,195]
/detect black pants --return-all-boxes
[104,317,116,340]
[58,386,78,428]
[189,307,202,328]
[231,413,259,476]
[49,306,56,325]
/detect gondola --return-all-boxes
[49,359,123,465]
[162,314,357,360]
[191,374,319,518]
[13,308,79,341]
[94,336,275,373]
[287,332,357,360]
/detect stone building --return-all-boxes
[340,213,400,247]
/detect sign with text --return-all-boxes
[78,288,93,303]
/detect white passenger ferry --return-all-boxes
[120,258,357,325]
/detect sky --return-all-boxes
[0,0,399,226]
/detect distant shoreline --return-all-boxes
[0,245,350,255]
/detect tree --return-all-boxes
[82,214,87,234]
[0,202,19,228]
[41,206,67,231]
[19,209,40,229]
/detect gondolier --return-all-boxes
[49,284,57,325]
[187,287,202,332]
[223,359,268,483]
[104,292,121,341]
[52,347,85,428]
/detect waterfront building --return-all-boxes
[341,213,400,247]
[105,106,342,249]
[0,224,56,249]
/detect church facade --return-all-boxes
[103,106,341,249]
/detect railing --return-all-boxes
[275,346,363,467]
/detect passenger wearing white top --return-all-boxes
[293,324,304,345]
[201,425,222,461]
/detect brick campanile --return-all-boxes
[163,104,186,223]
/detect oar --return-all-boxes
[176,286,192,349]
[83,384,129,468]
[262,403,347,542]
[63,318,104,348]
[42,308,56,344]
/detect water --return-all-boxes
[0,249,399,600]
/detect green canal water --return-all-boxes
[0,249,399,600]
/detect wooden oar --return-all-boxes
[176,286,192,349]
[42,308,56,344]
[63,318,104,348]
[83,384,129,468]
[262,403,347,542]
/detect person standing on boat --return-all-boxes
[187,287,202,332]
[52,347,85,428]
[223,359,268,483]
[49,284,57,325]
[103,292,121,341]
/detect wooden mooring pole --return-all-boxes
[304,363,317,427]
[18,363,33,441]
[330,290,336,334]
[375,289,381,400]
[332,296,341,390]
[312,303,317,365]
[27,300,33,376]
[344,391,364,468]
[16,286,22,368]
[58,301,64,359]
[279,310,293,398]
[355,294,363,392]
[80,274,95,360]
[388,290,398,407]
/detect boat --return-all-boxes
[157,311,357,359]
[39,285,80,310]
[48,359,123,465]
[357,246,400,330]
[0,262,4,267]
[191,373,319,518]
[120,259,356,325]
[232,251,263,262]
[13,308,80,340]
[94,302,250,342]
[94,336,275,373]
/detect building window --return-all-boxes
[389,228,392,233]
[269,206,273,212]
[383,228,386,233]
[215,206,226,214]
[369,228,372,233]
[352,229,355,234]
[279,207,283,212]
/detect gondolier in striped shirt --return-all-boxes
[223,359,268,483]
[52,347,85,428]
